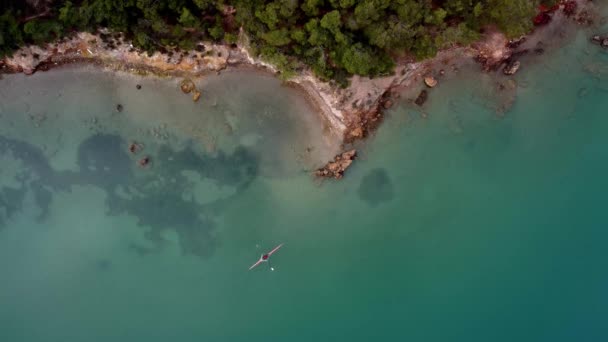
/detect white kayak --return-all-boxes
[249,243,283,270]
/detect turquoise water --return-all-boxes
[2,17,608,342]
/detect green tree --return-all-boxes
[486,0,535,38]
[23,19,63,45]
[0,11,23,57]
[179,7,200,28]
[255,2,280,29]
[262,28,291,46]
[353,0,390,28]
[302,0,324,16]
[320,10,341,34]
[341,42,392,76]
[305,18,332,47]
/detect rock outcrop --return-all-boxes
[473,30,512,72]
[315,150,357,180]
[503,60,521,75]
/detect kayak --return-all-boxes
[249,243,283,270]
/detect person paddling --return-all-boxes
[249,243,283,271]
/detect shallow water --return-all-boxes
[2,12,608,342]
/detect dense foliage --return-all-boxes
[1,0,545,83]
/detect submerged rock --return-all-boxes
[315,149,357,180]
[129,141,143,154]
[415,90,428,106]
[357,168,394,207]
[577,87,589,99]
[533,41,545,55]
[592,35,602,43]
[138,156,151,168]
[590,35,608,48]
[503,60,521,75]
[116,104,123,112]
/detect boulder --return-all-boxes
[592,35,602,43]
[350,127,364,139]
[503,60,521,75]
[591,35,608,48]
[424,76,438,88]
[180,78,195,93]
[507,37,526,49]
[192,89,201,102]
[315,149,357,180]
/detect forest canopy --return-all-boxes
[1,0,547,84]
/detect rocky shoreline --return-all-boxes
[0,0,597,180]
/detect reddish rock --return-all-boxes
[503,60,521,75]
[350,127,364,139]
[315,150,357,180]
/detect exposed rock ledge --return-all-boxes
[0,0,594,180]
[315,149,357,180]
